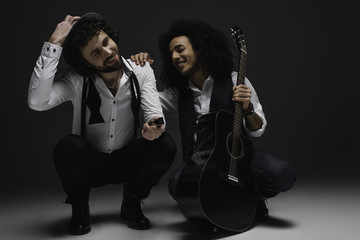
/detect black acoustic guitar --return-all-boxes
[176,26,257,232]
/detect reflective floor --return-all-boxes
[1,179,359,240]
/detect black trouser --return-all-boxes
[53,133,176,204]
[168,149,296,200]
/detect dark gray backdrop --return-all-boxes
[2,0,358,198]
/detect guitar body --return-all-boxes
[176,110,256,232]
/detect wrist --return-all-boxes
[243,102,254,115]
[48,36,64,46]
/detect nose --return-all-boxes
[171,52,180,66]
[102,46,112,57]
[172,51,180,60]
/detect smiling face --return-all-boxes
[80,30,122,73]
[168,36,200,77]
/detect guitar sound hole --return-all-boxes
[226,133,244,159]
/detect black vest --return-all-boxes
[178,77,234,162]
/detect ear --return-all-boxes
[83,58,93,68]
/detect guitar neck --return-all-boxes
[236,49,247,86]
[233,49,247,136]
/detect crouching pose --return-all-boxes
[28,13,176,235]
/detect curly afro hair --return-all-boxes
[158,18,234,89]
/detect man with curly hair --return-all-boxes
[28,13,176,235]
[132,18,296,227]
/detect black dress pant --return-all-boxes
[53,133,176,204]
[168,149,296,200]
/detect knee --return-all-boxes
[53,134,86,162]
[271,159,296,192]
[158,132,177,158]
[253,150,296,192]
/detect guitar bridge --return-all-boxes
[228,174,239,183]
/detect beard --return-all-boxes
[95,61,122,73]
[95,58,122,73]
[93,51,123,73]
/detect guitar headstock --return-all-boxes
[231,26,247,53]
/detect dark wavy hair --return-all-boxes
[63,17,120,77]
[158,18,234,89]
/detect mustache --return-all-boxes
[104,54,115,64]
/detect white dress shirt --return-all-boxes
[28,42,164,153]
[159,73,267,138]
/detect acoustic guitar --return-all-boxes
[175,26,257,233]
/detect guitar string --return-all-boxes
[230,50,246,177]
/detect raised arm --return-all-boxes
[28,15,80,111]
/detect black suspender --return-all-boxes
[129,73,141,139]
[81,77,89,137]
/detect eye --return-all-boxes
[177,48,184,53]
[103,37,109,46]
[93,49,100,57]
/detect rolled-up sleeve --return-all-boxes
[231,71,267,137]
[244,77,267,137]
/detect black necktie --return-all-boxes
[86,77,105,125]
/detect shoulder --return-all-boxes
[127,59,153,75]
[127,60,155,88]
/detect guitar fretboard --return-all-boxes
[232,48,247,137]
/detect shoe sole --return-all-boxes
[67,225,91,235]
[127,223,151,230]
[121,211,151,230]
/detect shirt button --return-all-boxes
[113,101,116,104]
[53,49,56,52]
[46,47,49,51]
[112,119,115,121]
[110,135,113,138]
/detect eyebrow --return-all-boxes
[90,48,99,58]
[169,44,184,53]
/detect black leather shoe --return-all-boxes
[254,200,269,222]
[67,223,91,235]
[120,198,151,230]
[67,203,91,235]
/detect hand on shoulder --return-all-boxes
[130,52,154,66]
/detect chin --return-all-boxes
[180,69,190,76]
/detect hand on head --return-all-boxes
[49,15,81,46]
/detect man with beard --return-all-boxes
[27,13,176,235]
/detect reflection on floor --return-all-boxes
[1,180,359,240]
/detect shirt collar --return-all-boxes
[188,75,214,92]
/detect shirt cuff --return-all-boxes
[243,114,267,138]
[42,42,62,60]
[148,114,166,130]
